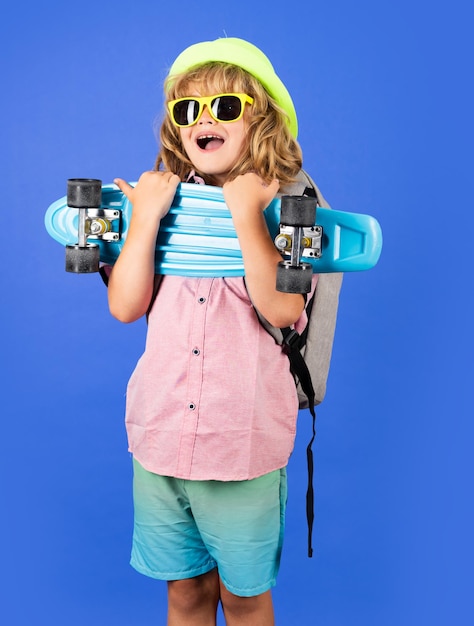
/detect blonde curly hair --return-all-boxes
[155,62,302,187]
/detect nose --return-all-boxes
[198,105,215,124]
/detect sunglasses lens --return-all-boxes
[212,95,242,121]
[173,99,200,126]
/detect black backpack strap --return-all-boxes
[99,265,110,286]
[278,172,321,557]
[302,185,317,199]
[281,294,317,558]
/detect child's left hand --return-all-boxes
[222,173,304,328]
[223,173,279,219]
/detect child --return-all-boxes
[108,37,319,626]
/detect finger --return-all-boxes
[113,178,134,199]
[269,178,280,194]
[168,172,181,187]
[161,170,181,184]
[260,178,279,197]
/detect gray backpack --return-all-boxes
[261,169,342,409]
[257,170,343,557]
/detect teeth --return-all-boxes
[197,134,224,149]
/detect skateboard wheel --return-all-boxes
[276,261,313,294]
[67,178,102,208]
[280,196,316,227]
[65,243,100,273]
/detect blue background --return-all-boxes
[2,1,472,624]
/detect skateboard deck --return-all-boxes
[45,182,382,276]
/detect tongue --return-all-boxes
[205,138,223,150]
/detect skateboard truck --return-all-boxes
[275,195,322,293]
[65,178,121,273]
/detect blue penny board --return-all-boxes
[45,182,382,276]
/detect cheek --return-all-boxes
[232,122,249,153]
[179,128,189,144]
[179,129,194,155]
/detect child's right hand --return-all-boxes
[114,170,180,224]
[107,171,180,323]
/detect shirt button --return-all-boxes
[188,403,196,411]
[192,348,200,356]
[198,297,206,304]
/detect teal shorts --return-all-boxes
[130,458,287,597]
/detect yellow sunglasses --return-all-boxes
[168,93,254,127]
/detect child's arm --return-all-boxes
[107,171,180,323]
[223,173,305,328]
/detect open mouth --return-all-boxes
[197,134,225,150]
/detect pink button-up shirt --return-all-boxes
[125,275,312,481]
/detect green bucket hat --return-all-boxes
[167,37,298,138]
